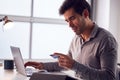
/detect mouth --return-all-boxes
[73,30,76,33]
[72,27,77,32]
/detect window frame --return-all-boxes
[0,0,92,59]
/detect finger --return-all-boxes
[58,57,68,62]
[58,58,73,69]
[58,58,68,65]
[54,53,67,58]
[24,62,32,67]
[33,65,39,69]
[58,61,68,68]
[24,62,38,67]
[54,53,65,56]
[59,60,72,69]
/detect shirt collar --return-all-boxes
[89,23,99,39]
[79,23,99,43]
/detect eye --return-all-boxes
[69,16,75,21]
[65,16,76,23]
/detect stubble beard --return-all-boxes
[76,18,86,35]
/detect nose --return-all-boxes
[68,21,74,28]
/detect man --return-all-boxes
[25,0,119,80]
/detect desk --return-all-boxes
[0,66,81,80]
[0,66,30,80]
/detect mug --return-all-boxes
[4,60,14,70]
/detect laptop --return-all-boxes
[10,46,41,77]
[10,46,78,80]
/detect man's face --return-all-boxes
[63,8,86,35]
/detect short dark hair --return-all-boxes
[59,0,91,18]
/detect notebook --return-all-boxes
[10,46,44,77]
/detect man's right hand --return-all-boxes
[24,61,44,70]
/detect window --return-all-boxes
[0,22,30,59]
[0,0,91,59]
[0,0,31,16]
[32,23,74,59]
[34,0,64,19]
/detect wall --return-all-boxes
[109,0,120,62]
[95,0,120,62]
[95,0,110,30]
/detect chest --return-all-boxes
[71,40,100,68]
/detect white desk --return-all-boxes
[0,66,30,80]
[0,65,81,80]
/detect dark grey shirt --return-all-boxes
[43,24,119,80]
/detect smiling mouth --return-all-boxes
[70,26,77,32]
[73,30,76,32]
[72,28,77,32]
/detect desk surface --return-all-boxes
[0,66,29,80]
[0,65,81,80]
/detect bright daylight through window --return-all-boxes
[0,0,91,59]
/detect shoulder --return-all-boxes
[95,25,116,42]
[96,26,118,49]
[98,26,114,38]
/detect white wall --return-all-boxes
[95,0,110,30]
[95,0,120,62]
[109,0,119,38]
[109,0,120,62]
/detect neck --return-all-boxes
[80,21,94,41]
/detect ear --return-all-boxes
[82,9,89,18]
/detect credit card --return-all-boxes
[50,54,59,59]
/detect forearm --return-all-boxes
[43,62,64,72]
[72,61,116,80]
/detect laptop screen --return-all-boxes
[10,46,26,76]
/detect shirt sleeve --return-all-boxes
[43,62,64,72]
[71,36,118,80]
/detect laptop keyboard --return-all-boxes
[25,67,47,76]
[25,68,35,75]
